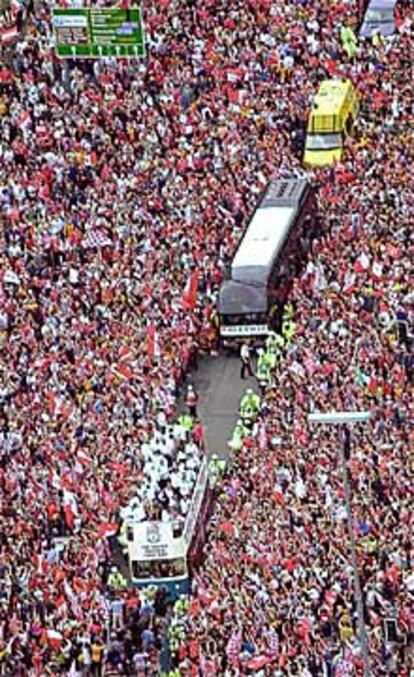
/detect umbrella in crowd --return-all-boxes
[0,0,413,674]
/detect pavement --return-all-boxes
[183,352,259,459]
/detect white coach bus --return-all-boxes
[218,177,316,346]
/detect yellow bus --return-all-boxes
[304,79,358,167]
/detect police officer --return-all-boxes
[174,595,189,616]
[265,331,279,355]
[176,413,193,433]
[284,301,294,320]
[240,389,261,423]
[282,316,296,347]
[340,23,358,58]
[256,349,273,393]
[228,419,247,452]
[209,454,227,485]
[107,566,126,590]
[118,523,129,554]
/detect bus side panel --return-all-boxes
[268,188,317,319]
[187,481,213,573]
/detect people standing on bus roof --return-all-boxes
[240,341,254,379]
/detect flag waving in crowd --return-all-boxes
[0,0,412,674]
[181,270,200,310]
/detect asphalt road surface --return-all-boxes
[183,352,259,459]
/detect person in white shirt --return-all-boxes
[240,342,254,379]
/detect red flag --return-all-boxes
[0,69,12,82]
[58,402,73,420]
[188,599,201,618]
[64,504,75,531]
[147,324,160,357]
[46,390,57,415]
[354,253,370,273]
[219,521,234,536]
[109,462,127,475]
[77,450,91,467]
[246,656,271,670]
[181,270,199,310]
[0,25,18,45]
[98,522,118,538]
[118,345,133,362]
[46,630,63,650]
[112,362,134,380]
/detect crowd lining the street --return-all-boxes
[0,0,413,674]
[175,1,414,675]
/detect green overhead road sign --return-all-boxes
[52,7,145,58]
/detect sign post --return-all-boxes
[308,410,372,677]
[52,7,145,58]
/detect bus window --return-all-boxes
[221,313,268,327]
[132,561,152,579]
[132,558,187,580]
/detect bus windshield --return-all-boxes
[306,133,342,150]
[221,313,267,326]
[132,558,187,580]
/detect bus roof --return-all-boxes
[231,207,294,284]
[312,79,353,116]
[231,178,309,286]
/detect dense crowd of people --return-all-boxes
[0,0,413,674]
[174,2,414,675]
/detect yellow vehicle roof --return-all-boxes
[313,79,354,116]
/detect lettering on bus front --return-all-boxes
[220,325,269,336]
[140,543,169,560]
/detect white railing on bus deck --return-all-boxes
[182,457,209,548]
